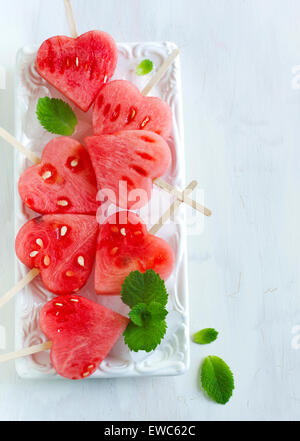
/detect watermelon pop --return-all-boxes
[40,295,129,380]
[18,137,98,215]
[92,80,172,140]
[85,130,171,209]
[15,214,98,295]
[95,211,175,295]
[36,31,118,112]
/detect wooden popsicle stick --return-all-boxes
[0,182,198,363]
[142,48,180,96]
[0,341,52,363]
[64,0,78,39]
[0,127,40,164]
[154,178,212,217]
[0,268,40,309]
[150,180,198,235]
[1,128,212,217]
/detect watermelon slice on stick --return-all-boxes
[15,214,98,295]
[36,30,118,112]
[39,295,129,380]
[93,80,173,140]
[95,211,175,295]
[85,130,171,209]
[18,137,98,215]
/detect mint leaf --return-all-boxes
[129,302,168,327]
[36,97,78,136]
[124,319,167,352]
[136,59,153,76]
[121,270,168,308]
[129,303,148,327]
[193,328,218,345]
[201,356,234,405]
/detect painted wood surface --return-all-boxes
[0,0,300,421]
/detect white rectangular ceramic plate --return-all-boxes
[14,41,189,379]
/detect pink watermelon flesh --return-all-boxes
[36,31,118,112]
[95,211,175,295]
[18,137,98,215]
[15,214,98,295]
[85,130,171,209]
[92,80,173,140]
[40,295,129,380]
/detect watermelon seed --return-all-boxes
[88,365,94,369]
[75,57,79,68]
[60,226,68,237]
[30,251,39,258]
[43,255,51,267]
[57,200,69,207]
[55,303,64,307]
[66,271,75,277]
[84,63,89,71]
[70,159,79,167]
[42,171,52,180]
[120,228,126,236]
[77,256,85,267]
[140,116,151,129]
[104,75,108,83]
[56,312,59,316]
[70,298,79,303]
[111,247,119,256]
[66,58,70,68]
[82,372,90,378]
[111,226,119,233]
[36,238,44,248]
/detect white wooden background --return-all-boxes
[0,0,300,421]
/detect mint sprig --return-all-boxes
[136,59,153,76]
[201,356,234,405]
[193,328,218,345]
[36,97,78,136]
[121,270,168,308]
[122,270,168,352]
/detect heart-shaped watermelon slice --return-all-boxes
[36,31,118,112]
[18,137,98,215]
[40,295,129,380]
[15,214,98,295]
[95,211,175,295]
[85,131,171,209]
[92,80,173,140]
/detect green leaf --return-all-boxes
[201,356,234,405]
[193,328,218,345]
[136,59,153,76]
[121,270,168,308]
[129,302,168,327]
[124,320,167,352]
[36,97,78,136]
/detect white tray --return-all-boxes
[14,41,190,379]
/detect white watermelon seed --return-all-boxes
[71,159,79,167]
[60,226,68,237]
[70,298,79,303]
[75,57,79,67]
[77,256,85,267]
[141,116,150,128]
[55,303,63,307]
[120,228,126,236]
[43,255,50,267]
[104,75,108,83]
[30,251,39,258]
[36,238,43,248]
[57,200,69,207]
[82,372,90,378]
[42,171,52,180]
